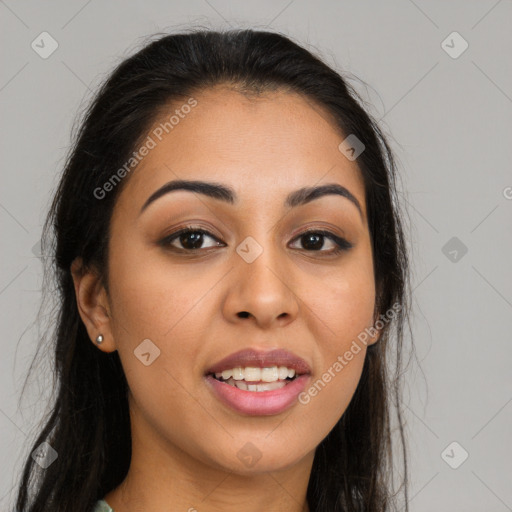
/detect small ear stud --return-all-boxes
[96,334,104,344]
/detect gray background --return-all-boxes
[1,1,511,510]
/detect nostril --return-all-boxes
[237,311,251,318]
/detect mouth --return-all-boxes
[204,348,311,416]
[209,366,299,392]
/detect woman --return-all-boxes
[14,28,412,512]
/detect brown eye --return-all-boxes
[160,227,224,251]
[289,230,353,254]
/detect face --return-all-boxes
[73,86,380,476]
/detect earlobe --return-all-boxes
[70,257,115,352]
[367,328,381,346]
[366,309,383,346]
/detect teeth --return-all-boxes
[244,367,261,381]
[232,367,244,380]
[278,366,289,380]
[213,365,297,383]
[233,379,248,391]
[221,369,233,380]
[225,378,287,392]
[261,367,279,382]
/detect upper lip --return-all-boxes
[205,348,311,375]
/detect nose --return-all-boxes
[222,241,300,330]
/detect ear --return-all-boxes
[366,324,381,346]
[366,306,383,346]
[71,257,116,353]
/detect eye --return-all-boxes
[159,226,352,256]
[159,226,225,252]
[289,229,353,255]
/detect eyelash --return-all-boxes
[159,225,353,256]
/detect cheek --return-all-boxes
[108,240,217,340]
[105,245,215,442]
[106,241,224,403]
[293,247,375,434]
[304,248,376,354]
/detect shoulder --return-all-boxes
[93,499,114,512]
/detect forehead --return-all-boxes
[114,86,366,218]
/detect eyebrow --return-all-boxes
[139,179,364,220]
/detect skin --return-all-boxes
[72,86,380,512]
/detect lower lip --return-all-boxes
[205,374,310,416]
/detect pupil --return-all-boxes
[182,232,203,249]
[303,233,323,250]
